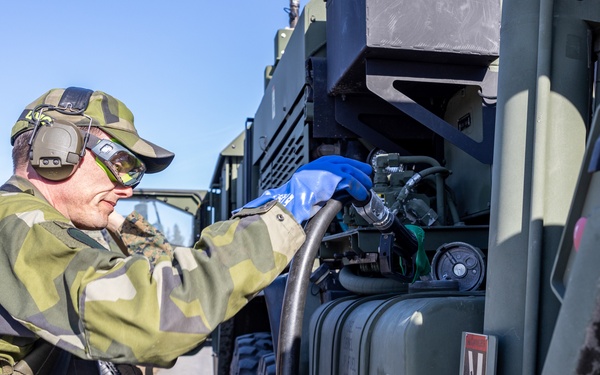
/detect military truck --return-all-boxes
[124,0,600,374]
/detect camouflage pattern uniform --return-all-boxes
[0,175,305,368]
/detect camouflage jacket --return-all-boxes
[0,175,305,367]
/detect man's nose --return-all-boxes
[114,185,133,198]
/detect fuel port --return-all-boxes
[431,242,486,291]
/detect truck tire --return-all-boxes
[229,332,273,375]
[257,353,276,375]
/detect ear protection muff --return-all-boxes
[29,119,85,181]
[27,87,94,181]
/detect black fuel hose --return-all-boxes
[276,193,419,374]
[277,199,343,375]
[338,265,408,295]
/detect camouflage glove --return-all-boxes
[241,155,373,223]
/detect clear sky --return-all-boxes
[0,1,293,191]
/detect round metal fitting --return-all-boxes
[431,242,486,291]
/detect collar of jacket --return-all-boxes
[2,175,45,200]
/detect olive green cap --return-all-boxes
[11,87,174,173]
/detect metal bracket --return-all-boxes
[366,59,497,164]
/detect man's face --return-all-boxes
[49,130,134,230]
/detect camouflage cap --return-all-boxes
[11,87,175,173]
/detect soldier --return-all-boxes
[0,87,373,374]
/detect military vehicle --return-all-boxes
[125,0,600,374]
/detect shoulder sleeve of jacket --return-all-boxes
[1,191,305,367]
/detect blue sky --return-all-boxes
[0,1,292,191]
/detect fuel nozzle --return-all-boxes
[352,190,418,256]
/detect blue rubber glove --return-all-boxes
[241,155,373,224]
